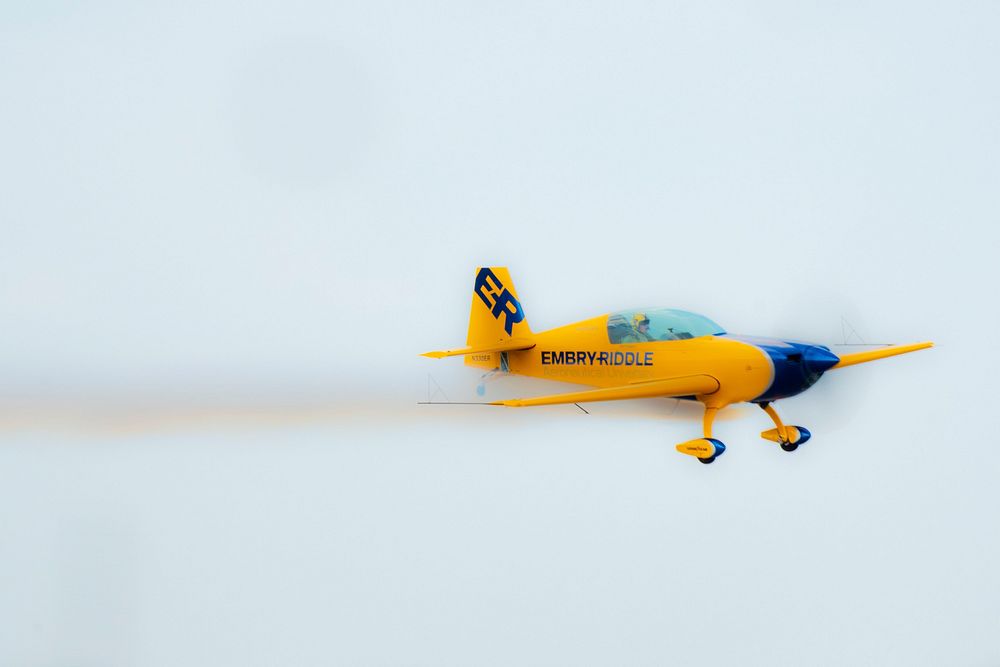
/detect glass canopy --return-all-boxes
[607,308,725,344]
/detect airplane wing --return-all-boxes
[491,374,720,407]
[830,341,933,369]
[421,338,535,359]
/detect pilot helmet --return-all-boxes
[633,312,650,329]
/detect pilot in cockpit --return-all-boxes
[621,312,655,343]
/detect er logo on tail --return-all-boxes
[474,267,524,336]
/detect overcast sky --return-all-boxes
[1,1,998,665]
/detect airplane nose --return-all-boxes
[804,345,840,373]
[737,337,841,401]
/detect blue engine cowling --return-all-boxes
[726,336,840,402]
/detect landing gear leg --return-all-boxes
[758,402,811,451]
[703,406,718,438]
[760,402,789,444]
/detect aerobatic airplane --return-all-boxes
[422,267,932,463]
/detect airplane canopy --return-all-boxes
[607,308,725,343]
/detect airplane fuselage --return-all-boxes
[468,314,839,409]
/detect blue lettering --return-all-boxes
[491,291,524,335]
[473,267,524,335]
[473,268,502,309]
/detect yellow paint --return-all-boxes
[493,315,772,408]
[491,375,719,407]
[428,269,931,409]
[761,426,802,445]
[422,338,534,359]
[464,266,532,368]
[675,438,720,458]
[703,406,719,438]
[423,267,774,411]
[831,341,933,369]
[761,403,788,442]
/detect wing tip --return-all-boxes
[831,340,934,369]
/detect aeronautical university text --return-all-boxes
[540,350,653,366]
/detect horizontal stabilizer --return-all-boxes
[491,374,719,407]
[831,341,933,369]
[421,338,535,359]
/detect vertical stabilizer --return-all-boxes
[465,267,533,368]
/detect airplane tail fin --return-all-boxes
[420,267,535,368]
[464,267,533,368]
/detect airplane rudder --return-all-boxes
[466,266,532,346]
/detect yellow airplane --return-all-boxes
[422,267,932,463]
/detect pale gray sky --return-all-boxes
[1,1,997,665]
